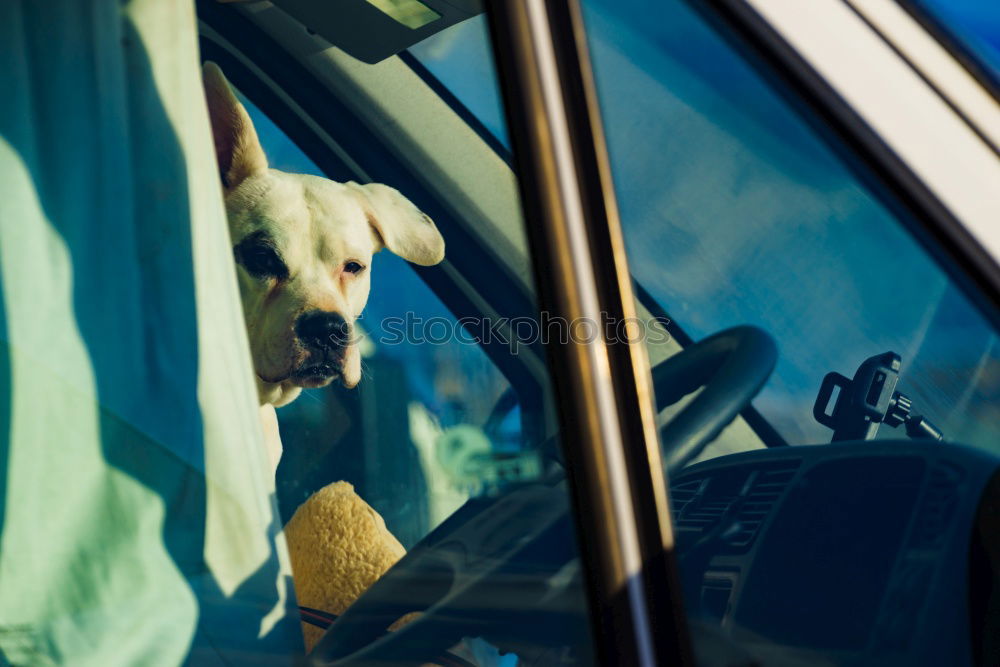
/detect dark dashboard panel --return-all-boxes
[670,441,1000,666]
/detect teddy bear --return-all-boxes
[282,484,498,667]
[283,481,408,652]
[281,428,507,665]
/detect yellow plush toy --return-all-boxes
[283,481,407,651]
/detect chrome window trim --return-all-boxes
[742,0,1000,290]
[846,0,1000,155]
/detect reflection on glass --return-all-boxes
[366,0,440,29]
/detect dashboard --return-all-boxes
[670,441,1000,666]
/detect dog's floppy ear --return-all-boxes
[351,182,445,266]
[202,61,268,189]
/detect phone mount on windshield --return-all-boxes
[813,351,944,443]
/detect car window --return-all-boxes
[404,1,1000,458]
[229,59,595,662]
[573,1,1000,664]
[577,0,1000,453]
[244,97,525,543]
[408,16,509,149]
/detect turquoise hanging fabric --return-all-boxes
[0,0,301,663]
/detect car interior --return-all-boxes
[193,1,1000,665]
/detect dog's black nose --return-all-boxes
[296,310,350,351]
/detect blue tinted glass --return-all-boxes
[408,16,510,147]
[245,97,523,538]
[237,78,591,663]
[575,1,1000,664]
[405,6,999,664]
[579,0,1000,451]
[408,4,1000,454]
[911,0,1000,81]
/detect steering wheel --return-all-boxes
[308,325,776,665]
[308,484,583,665]
[652,325,777,474]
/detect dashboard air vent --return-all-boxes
[670,460,800,552]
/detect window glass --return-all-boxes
[576,0,1000,662]
[246,98,524,542]
[577,0,1000,451]
[408,16,510,148]
[395,4,1000,664]
[403,2,1000,455]
[234,49,594,661]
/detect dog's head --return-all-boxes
[203,62,445,406]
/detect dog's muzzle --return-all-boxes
[293,309,351,385]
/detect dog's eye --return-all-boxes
[234,236,289,281]
[344,261,365,275]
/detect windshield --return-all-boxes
[408,5,1000,453]
[408,17,508,150]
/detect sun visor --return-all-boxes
[270,0,484,63]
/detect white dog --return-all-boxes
[202,62,445,466]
